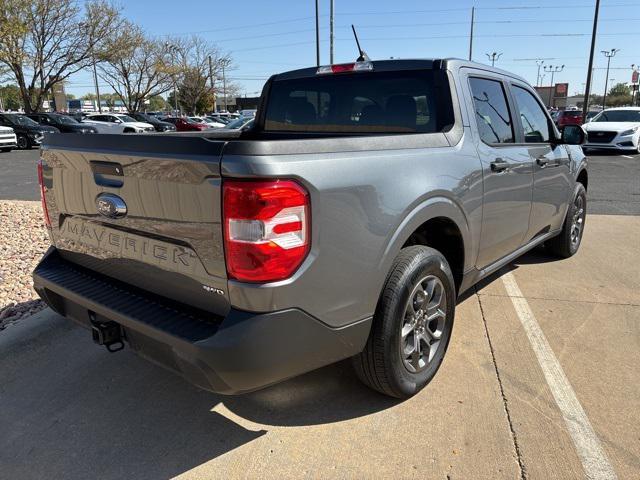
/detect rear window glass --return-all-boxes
[264,69,454,134]
[564,111,581,117]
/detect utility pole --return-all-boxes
[536,60,545,87]
[222,61,228,112]
[543,65,564,108]
[486,52,502,67]
[208,55,215,113]
[330,0,335,64]
[601,48,619,109]
[582,0,600,118]
[315,0,320,66]
[468,7,475,61]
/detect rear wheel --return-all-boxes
[546,183,587,258]
[353,246,456,398]
[17,134,29,150]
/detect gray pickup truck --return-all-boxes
[33,59,588,398]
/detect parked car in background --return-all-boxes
[128,112,176,132]
[207,115,230,125]
[34,58,588,399]
[585,111,600,123]
[239,109,257,117]
[26,113,98,134]
[0,125,17,152]
[0,113,59,149]
[583,107,640,153]
[82,114,155,134]
[556,110,583,128]
[162,116,210,131]
[222,116,254,131]
[188,116,225,128]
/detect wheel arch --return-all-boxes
[379,196,472,293]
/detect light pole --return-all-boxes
[468,7,475,61]
[582,0,600,119]
[80,22,102,113]
[164,42,180,115]
[543,65,564,108]
[632,64,639,106]
[601,48,619,109]
[330,0,335,64]
[486,52,502,67]
[536,60,545,87]
[315,0,320,66]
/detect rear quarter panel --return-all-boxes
[221,134,483,328]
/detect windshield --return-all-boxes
[225,117,249,129]
[52,114,79,125]
[592,109,640,122]
[115,115,137,123]
[264,69,454,134]
[5,115,39,126]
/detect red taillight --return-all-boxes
[37,159,51,227]
[223,179,310,283]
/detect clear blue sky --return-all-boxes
[65,0,640,99]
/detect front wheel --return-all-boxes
[546,183,587,258]
[17,134,29,150]
[353,246,456,398]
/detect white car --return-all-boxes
[0,125,17,152]
[82,114,155,134]
[583,107,640,153]
[188,116,225,128]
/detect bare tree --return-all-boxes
[172,36,233,115]
[96,22,179,112]
[0,0,121,113]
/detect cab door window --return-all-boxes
[469,77,514,144]
[511,86,550,143]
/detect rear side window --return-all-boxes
[469,77,514,144]
[511,86,550,143]
[264,69,454,134]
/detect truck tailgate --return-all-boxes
[40,133,230,316]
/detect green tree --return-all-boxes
[608,82,630,97]
[0,84,22,110]
[147,95,167,112]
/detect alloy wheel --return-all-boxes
[400,275,447,373]
[570,194,585,247]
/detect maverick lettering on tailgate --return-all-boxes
[59,217,202,276]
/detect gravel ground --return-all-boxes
[0,201,49,330]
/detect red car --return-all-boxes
[162,117,209,131]
[556,110,583,128]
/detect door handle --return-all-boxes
[536,157,550,168]
[490,158,510,173]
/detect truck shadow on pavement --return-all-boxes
[0,312,398,480]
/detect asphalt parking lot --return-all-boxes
[0,148,639,479]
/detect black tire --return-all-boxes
[353,246,456,398]
[123,128,135,133]
[546,183,587,258]
[1,147,11,152]
[17,134,30,150]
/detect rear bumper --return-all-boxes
[33,248,371,394]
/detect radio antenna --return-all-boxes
[351,25,370,62]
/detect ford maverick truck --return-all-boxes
[33,59,588,398]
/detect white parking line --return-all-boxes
[501,271,617,480]
[621,155,634,159]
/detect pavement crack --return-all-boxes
[476,292,640,308]
[475,287,528,480]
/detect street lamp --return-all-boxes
[164,42,180,115]
[536,59,545,87]
[486,52,502,67]
[543,65,564,108]
[601,48,619,109]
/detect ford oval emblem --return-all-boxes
[96,193,127,219]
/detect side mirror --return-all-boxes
[561,125,586,145]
